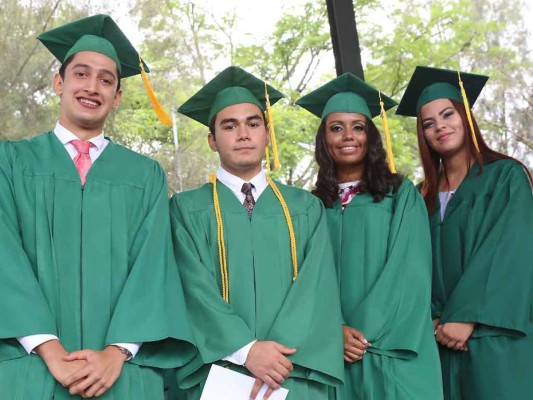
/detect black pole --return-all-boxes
[326,0,364,80]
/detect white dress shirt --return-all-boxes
[16,123,140,359]
[216,166,270,365]
[438,190,456,221]
[216,166,269,203]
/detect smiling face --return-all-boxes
[208,102,269,180]
[324,112,368,175]
[54,51,122,138]
[419,98,467,158]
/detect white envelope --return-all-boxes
[200,364,289,400]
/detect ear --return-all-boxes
[53,73,63,96]
[264,124,270,146]
[207,133,218,152]
[112,88,123,109]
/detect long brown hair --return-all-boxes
[417,99,528,212]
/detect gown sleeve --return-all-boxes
[350,181,434,360]
[105,161,196,368]
[440,163,533,337]
[0,142,58,362]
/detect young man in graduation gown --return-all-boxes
[168,66,344,399]
[396,66,533,399]
[0,15,195,399]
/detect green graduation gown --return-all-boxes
[326,178,443,400]
[0,132,196,399]
[430,159,533,400]
[169,180,344,399]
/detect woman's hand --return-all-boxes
[435,322,475,351]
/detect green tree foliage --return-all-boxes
[0,0,89,140]
[2,0,531,192]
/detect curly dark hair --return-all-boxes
[312,117,403,208]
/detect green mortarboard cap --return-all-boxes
[37,14,148,78]
[177,66,284,127]
[295,73,397,120]
[396,66,489,117]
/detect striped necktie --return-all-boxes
[241,182,256,215]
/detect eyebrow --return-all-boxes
[328,119,366,125]
[219,114,263,125]
[71,63,117,80]
[422,107,454,123]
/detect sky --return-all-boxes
[93,0,337,82]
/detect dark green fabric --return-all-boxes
[0,132,196,399]
[296,72,396,119]
[177,66,284,127]
[168,181,344,399]
[396,66,488,117]
[37,14,149,78]
[430,159,533,399]
[326,179,443,399]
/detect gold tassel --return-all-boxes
[265,146,271,171]
[379,92,397,173]
[139,57,172,126]
[264,83,280,170]
[457,71,480,153]
[209,174,229,302]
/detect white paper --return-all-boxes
[200,364,289,400]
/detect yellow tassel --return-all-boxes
[209,173,298,299]
[139,57,172,126]
[265,146,271,171]
[266,176,298,281]
[264,83,280,170]
[457,71,480,153]
[379,92,397,173]
[209,174,229,302]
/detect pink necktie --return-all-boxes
[71,139,93,185]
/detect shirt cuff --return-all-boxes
[222,340,257,366]
[17,334,59,354]
[110,342,142,360]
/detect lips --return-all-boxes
[78,97,101,108]
[337,145,361,152]
[437,132,452,141]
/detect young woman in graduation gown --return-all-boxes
[396,66,533,400]
[296,73,443,400]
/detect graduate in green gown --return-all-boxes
[396,66,533,399]
[0,15,195,399]
[296,73,443,399]
[168,66,344,400]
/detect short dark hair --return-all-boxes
[58,53,121,92]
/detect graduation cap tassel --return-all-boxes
[457,71,480,153]
[265,83,280,171]
[139,57,172,126]
[379,92,397,173]
[265,147,271,171]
